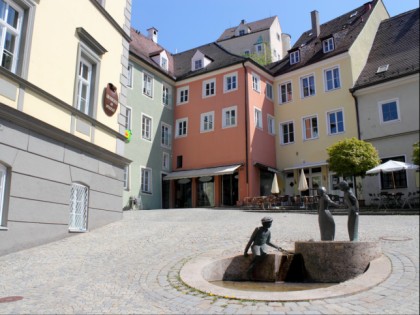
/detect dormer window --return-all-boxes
[376,64,389,74]
[239,30,245,36]
[191,50,212,71]
[150,50,169,71]
[195,59,203,70]
[161,56,168,70]
[290,50,300,65]
[323,38,335,53]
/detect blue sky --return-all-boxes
[131,0,419,54]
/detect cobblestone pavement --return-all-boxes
[0,209,418,314]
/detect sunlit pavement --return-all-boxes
[0,209,418,314]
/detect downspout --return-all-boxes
[242,62,250,196]
[351,89,361,200]
[351,90,361,140]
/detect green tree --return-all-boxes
[413,142,420,165]
[242,43,272,66]
[327,137,381,178]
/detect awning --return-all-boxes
[163,164,242,181]
[283,161,327,171]
[253,162,280,173]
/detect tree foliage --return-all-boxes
[413,142,420,165]
[327,137,381,178]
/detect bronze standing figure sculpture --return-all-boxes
[339,181,359,241]
[244,217,284,278]
[317,186,339,241]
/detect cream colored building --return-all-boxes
[352,8,419,204]
[269,1,389,197]
[0,0,131,255]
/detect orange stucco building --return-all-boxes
[164,43,277,207]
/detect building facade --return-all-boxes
[352,9,420,203]
[0,0,131,255]
[217,16,291,64]
[123,28,175,210]
[267,0,389,197]
[161,43,277,208]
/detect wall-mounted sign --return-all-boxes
[103,83,119,116]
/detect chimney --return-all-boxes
[147,27,158,43]
[241,19,246,24]
[311,10,320,37]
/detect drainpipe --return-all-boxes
[351,90,361,200]
[351,91,361,140]
[242,62,250,196]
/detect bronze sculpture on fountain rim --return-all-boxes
[338,180,360,241]
[244,216,290,279]
[317,186,339,241]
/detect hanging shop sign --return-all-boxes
[103,83,119,116]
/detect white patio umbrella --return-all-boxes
[366,160,419,188]
[298,169,308,192]
[271,173,280,194]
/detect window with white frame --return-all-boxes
[162,84,171,107]
[0,0,34,76]
[123,165,130,190]
[200,111,214,132]
[69,183,89,232]
[140,167,152,194]
[279,81,293,104]
[222,106,237,128]
[142,72,153,98]
[127,63,133,88]
[323,38,335,53]
[175,118,188,137]
[280,121,294,144]
[290,50,300,65]
[161,56,168,70]
[0,163,8,227]
[266,83,273,100]
[255,43,263,55]
[301,74,316,98]
[0,0,22,72]
[327,109,344,135]
[162,152,170,171]
[379,99,400,123]
[324,67,341,91]
[252,73,260,92]
[161,122,172,148]
[224,72,237,92]
[74,28,105,118]
[76,57,93,115]
[177,86,189,104]
[303,116,318,140]
[125,106,132,130]
[254,108,263,129]
[141,114,152,141]
[203,78,216,98]
[267,115,275,135]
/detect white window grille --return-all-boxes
[69,183,88,232]
[0,163,7,226]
